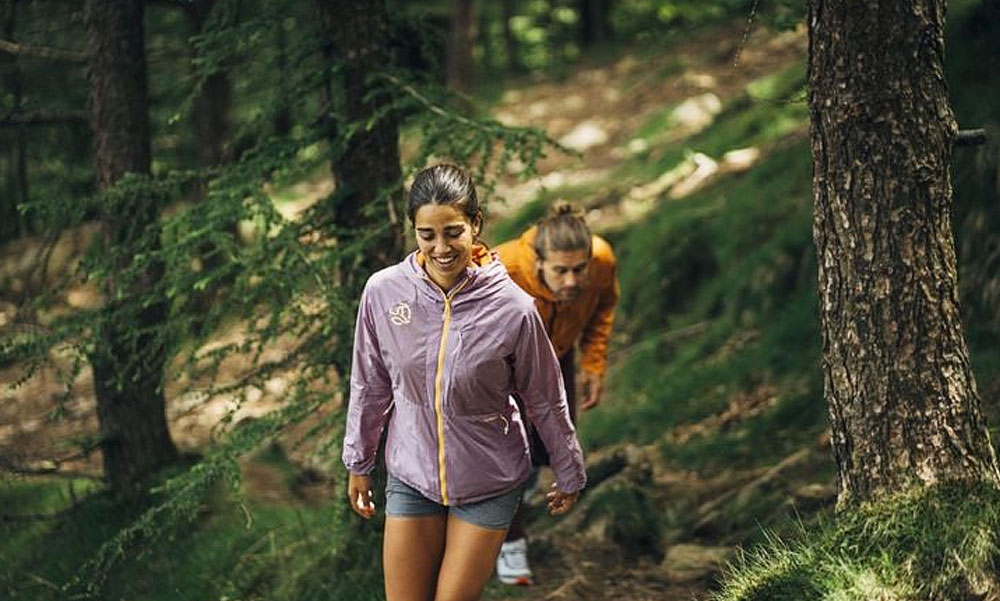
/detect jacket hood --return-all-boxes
[505,228,558,302]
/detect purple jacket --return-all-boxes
[343,250,587,505]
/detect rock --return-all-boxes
[790,483,837,511]
[237,219,259,245]
[662,544,735,583]
[528,100,549,119]
[494,110,519,126]
[627,138,649,155]
[669,152,719,199]
[558,120,610,152]
[244,386,264,404]
[264,376,288,397]
[626,159,697,203]
[0,301,16,326]
[721,147,761,172]
[66,284,102,309]
[669,93,723,134]
[501,89,522,103]
[680,72,718,89]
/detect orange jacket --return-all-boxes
[495,226,619,377]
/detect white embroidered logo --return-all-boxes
[389,302,411,325]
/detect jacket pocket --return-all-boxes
[475,412,510,435]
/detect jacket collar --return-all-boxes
[514,227,559,303]
[407,245,504,300]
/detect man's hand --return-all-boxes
[579,370,603,411]
[347,473,376,519]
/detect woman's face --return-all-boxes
[413,203,479,291]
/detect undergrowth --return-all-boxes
[716,480,1000,601]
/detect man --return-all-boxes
[493,202,620,585]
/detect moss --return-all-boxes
[716,481,1000,601]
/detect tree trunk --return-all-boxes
[273,20,291,137]
[318,0,404,275]
[446,0,476,93]
[580,0,611,48]
[501,0,522,73]
[84,0,178,489]
[189,0,231,171]
[808,0,1000,505]
[1,0,27,242]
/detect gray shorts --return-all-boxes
[385,474,522,531]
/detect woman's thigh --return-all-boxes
[434,513,509,601]
[384,515,447,601]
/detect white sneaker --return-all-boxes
[496,538,533,586]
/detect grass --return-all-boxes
[716,480,1000,601]
[0,455,384,601]
[578,140,822,464]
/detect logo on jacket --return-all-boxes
[389,301,411,325]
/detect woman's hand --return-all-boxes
[546,483,579,516]
[348,473,376,519]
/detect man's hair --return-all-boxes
[533,202,592,259]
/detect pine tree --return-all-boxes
[808,0,1000,503]
[84,0,179,488]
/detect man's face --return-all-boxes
[537,248,591,302]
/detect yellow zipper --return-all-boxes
[433,278,470,505]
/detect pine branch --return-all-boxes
[0,39,85,62]
[0,439,104,478]
[956,128,988,146]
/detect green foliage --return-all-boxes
[612,0,805,43]
[0,460,381,601]
[948,0,1000,341]
[484,195,552,246]
[582,480,663,558]
[580,142,821,459]
[1,1,571,597]
[716,481,1000,601]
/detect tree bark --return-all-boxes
[273,20,291,137]
[0,38,86,61]
[1,0,26,242]
[501,0,522,73]
[579,0,612,48]
[446,0,476,93]
[808,0,1000,505]
[318,0,404,275]
[84,0,178,489]
[189,0,231,171]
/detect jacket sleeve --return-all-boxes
[342,283,394,475]
[579,260,620,377]
[513,310,587,493]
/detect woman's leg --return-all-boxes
[434,514,509,601]
[384,515,448,601]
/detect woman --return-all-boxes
[342,164,587,601]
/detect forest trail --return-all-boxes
[0,16,813,601]
[487,19,806,229]
[480,19,811,601]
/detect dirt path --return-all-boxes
[479,21,808,600]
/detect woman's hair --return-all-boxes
[408,164,480,224]
[533,202,592,259]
